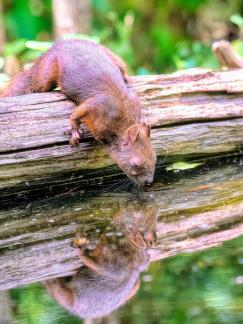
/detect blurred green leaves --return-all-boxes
[120,235,243,324]
[3,39,53,64]
[4,0,52,40]
[0,0,241,102]
[11,284,82,324]
[230,14,243,28]
[1,0,243,75]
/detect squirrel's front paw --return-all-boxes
[71,236,90,249]
[69,127,83,147]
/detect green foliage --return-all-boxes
[173,41,219,70]
[3,39,52,65]
[119,235,243,324]
[91,0,242,73]
[11,284,83,324]
[4,0,52,40]
[1,0,243,74]
[230,14,243,28]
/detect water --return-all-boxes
[0,156,243,324]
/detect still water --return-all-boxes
[0,157,243,324]
[7,236,243,324]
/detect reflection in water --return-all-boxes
[45,197,159,320]
[1,157,243,323]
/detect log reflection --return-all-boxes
[0,159,242,291]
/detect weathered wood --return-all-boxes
[0,159,242,290]
[0,69,243,199]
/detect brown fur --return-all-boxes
[45,199,158,319]
[1,39,156,185]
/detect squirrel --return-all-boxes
[45,198,158,319]
[1,39,156,187]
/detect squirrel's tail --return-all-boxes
[1,51,59,98]
[0,69,34,97]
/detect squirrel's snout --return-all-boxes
[138,176,154,187]
[144,178,153,186]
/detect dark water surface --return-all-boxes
[0,157,243,324]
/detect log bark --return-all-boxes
[0,158,242,290]
[0,68,243,202]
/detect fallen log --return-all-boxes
[0,68,243,202]
[0,158,242,289]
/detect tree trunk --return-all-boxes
[213,40,243,68]
[0,68,243,203]
[52,0,91,39]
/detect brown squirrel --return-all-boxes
[2,39,156,186]
[45,198,158,320]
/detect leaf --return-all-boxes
[166,161,203,171]
[0,73,10,84]
[4,39,27,56]
[25,41,53,52]
[230,14,243,27]
[62,34,100,43]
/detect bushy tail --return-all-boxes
[1,50,59,98]
[0,69,34,97]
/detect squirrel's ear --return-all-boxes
[124,124,140,143]
[140,123,151,138]
[130,232,147,248]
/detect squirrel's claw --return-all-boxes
[69,127,83,147]
[71,236,90,248]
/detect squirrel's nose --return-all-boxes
[144,177,153,186]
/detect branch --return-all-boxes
[212,40,243,69]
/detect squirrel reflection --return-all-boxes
[45,197,158,319]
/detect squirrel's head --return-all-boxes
[109,123,156,187]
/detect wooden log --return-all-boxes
[0,68,243,201]
[0,159,242,290]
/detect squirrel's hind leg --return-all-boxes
[102,46,129,83]
[31,54,59,92]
